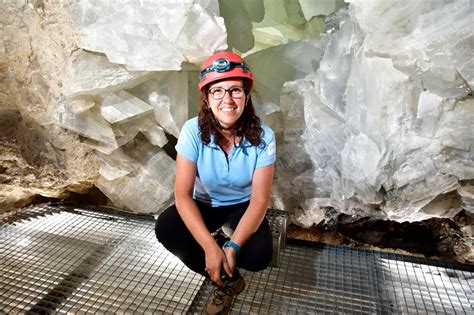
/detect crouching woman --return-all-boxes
[155,51,276,314]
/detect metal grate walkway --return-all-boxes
[0,203,202,313]
[1,203,473,314]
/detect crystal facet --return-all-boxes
[74,1,227,71]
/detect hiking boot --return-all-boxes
[205,276,245,315]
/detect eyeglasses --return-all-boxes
[208,86,245,100]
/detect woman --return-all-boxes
[155,51,275,314]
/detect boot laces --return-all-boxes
[211,286,237,306]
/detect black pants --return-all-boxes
[155,199,273,278]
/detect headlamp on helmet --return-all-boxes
[199,58,250,81]
[198,52,253,92]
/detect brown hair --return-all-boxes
[198,79,263,149]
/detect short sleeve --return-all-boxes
[175,118,200,163]
[256,125,276,168]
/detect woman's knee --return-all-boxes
[154,204,180,244]
[241,242,273,271]
[239,228,273,271]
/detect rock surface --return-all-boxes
[0,2,99,211]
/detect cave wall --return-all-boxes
[0,1,472,262]
[0,2,99,211]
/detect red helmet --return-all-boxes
[199,51,253,92]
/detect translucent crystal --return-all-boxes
[63,51,151,97]
[96,163,175,214]
[55,97,118,150]
[303,75,346,172]
[302,16,326,38]
[292,206,324,229]
[83,139,118,155]
[415,91,443,137]
[452,36,474,89]
[250,27,292,52]
[274,0,473,226]
[319,18,363,116]
[341,133,382,188]
[96,139,175,214]
[100,91,154,124]
[273,78,334,213]
[345,54,414,145]
[66,97,96,114]
[127,71,190,138]
[96,149,134,181]
[74,1,227,71]
[349,0,473,98]
[434,99,474,179]
[140,122,168,147]
[112,115,167,148]
[246,40,326,115]
[98,161,131,181]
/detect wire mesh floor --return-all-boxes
[1,203,473,314]
[0,203,204,313]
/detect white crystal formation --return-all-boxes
[101,91,153,124]
[56,97,118,150]
[127,71,190,138]
[63,51,152,97]
[245,39,327,116]
[73,0,227,71]
[97,141,176,214]
[277,0,474,224]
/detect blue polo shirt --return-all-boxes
[175,117,276,207]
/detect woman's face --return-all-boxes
[206,79,246,129]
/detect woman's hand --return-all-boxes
[204,242,229,287]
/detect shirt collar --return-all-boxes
[208,134,252,149]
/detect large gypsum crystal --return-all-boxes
[72,0,227,71]
[271,9,362,220]
[62,51,153,97]
[96,136,175,214]
[100,91,154,124]
[54,2,216,215]
[127,71,191,138]
[349,0,472,98]
[55,97,118,150]
[55,86,173,211]
[282,0,474,226]
[245,39,327,116]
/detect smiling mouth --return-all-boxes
[220,107,236,112]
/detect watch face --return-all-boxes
[212,58,231,72]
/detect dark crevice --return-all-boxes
[288,211,472,264]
